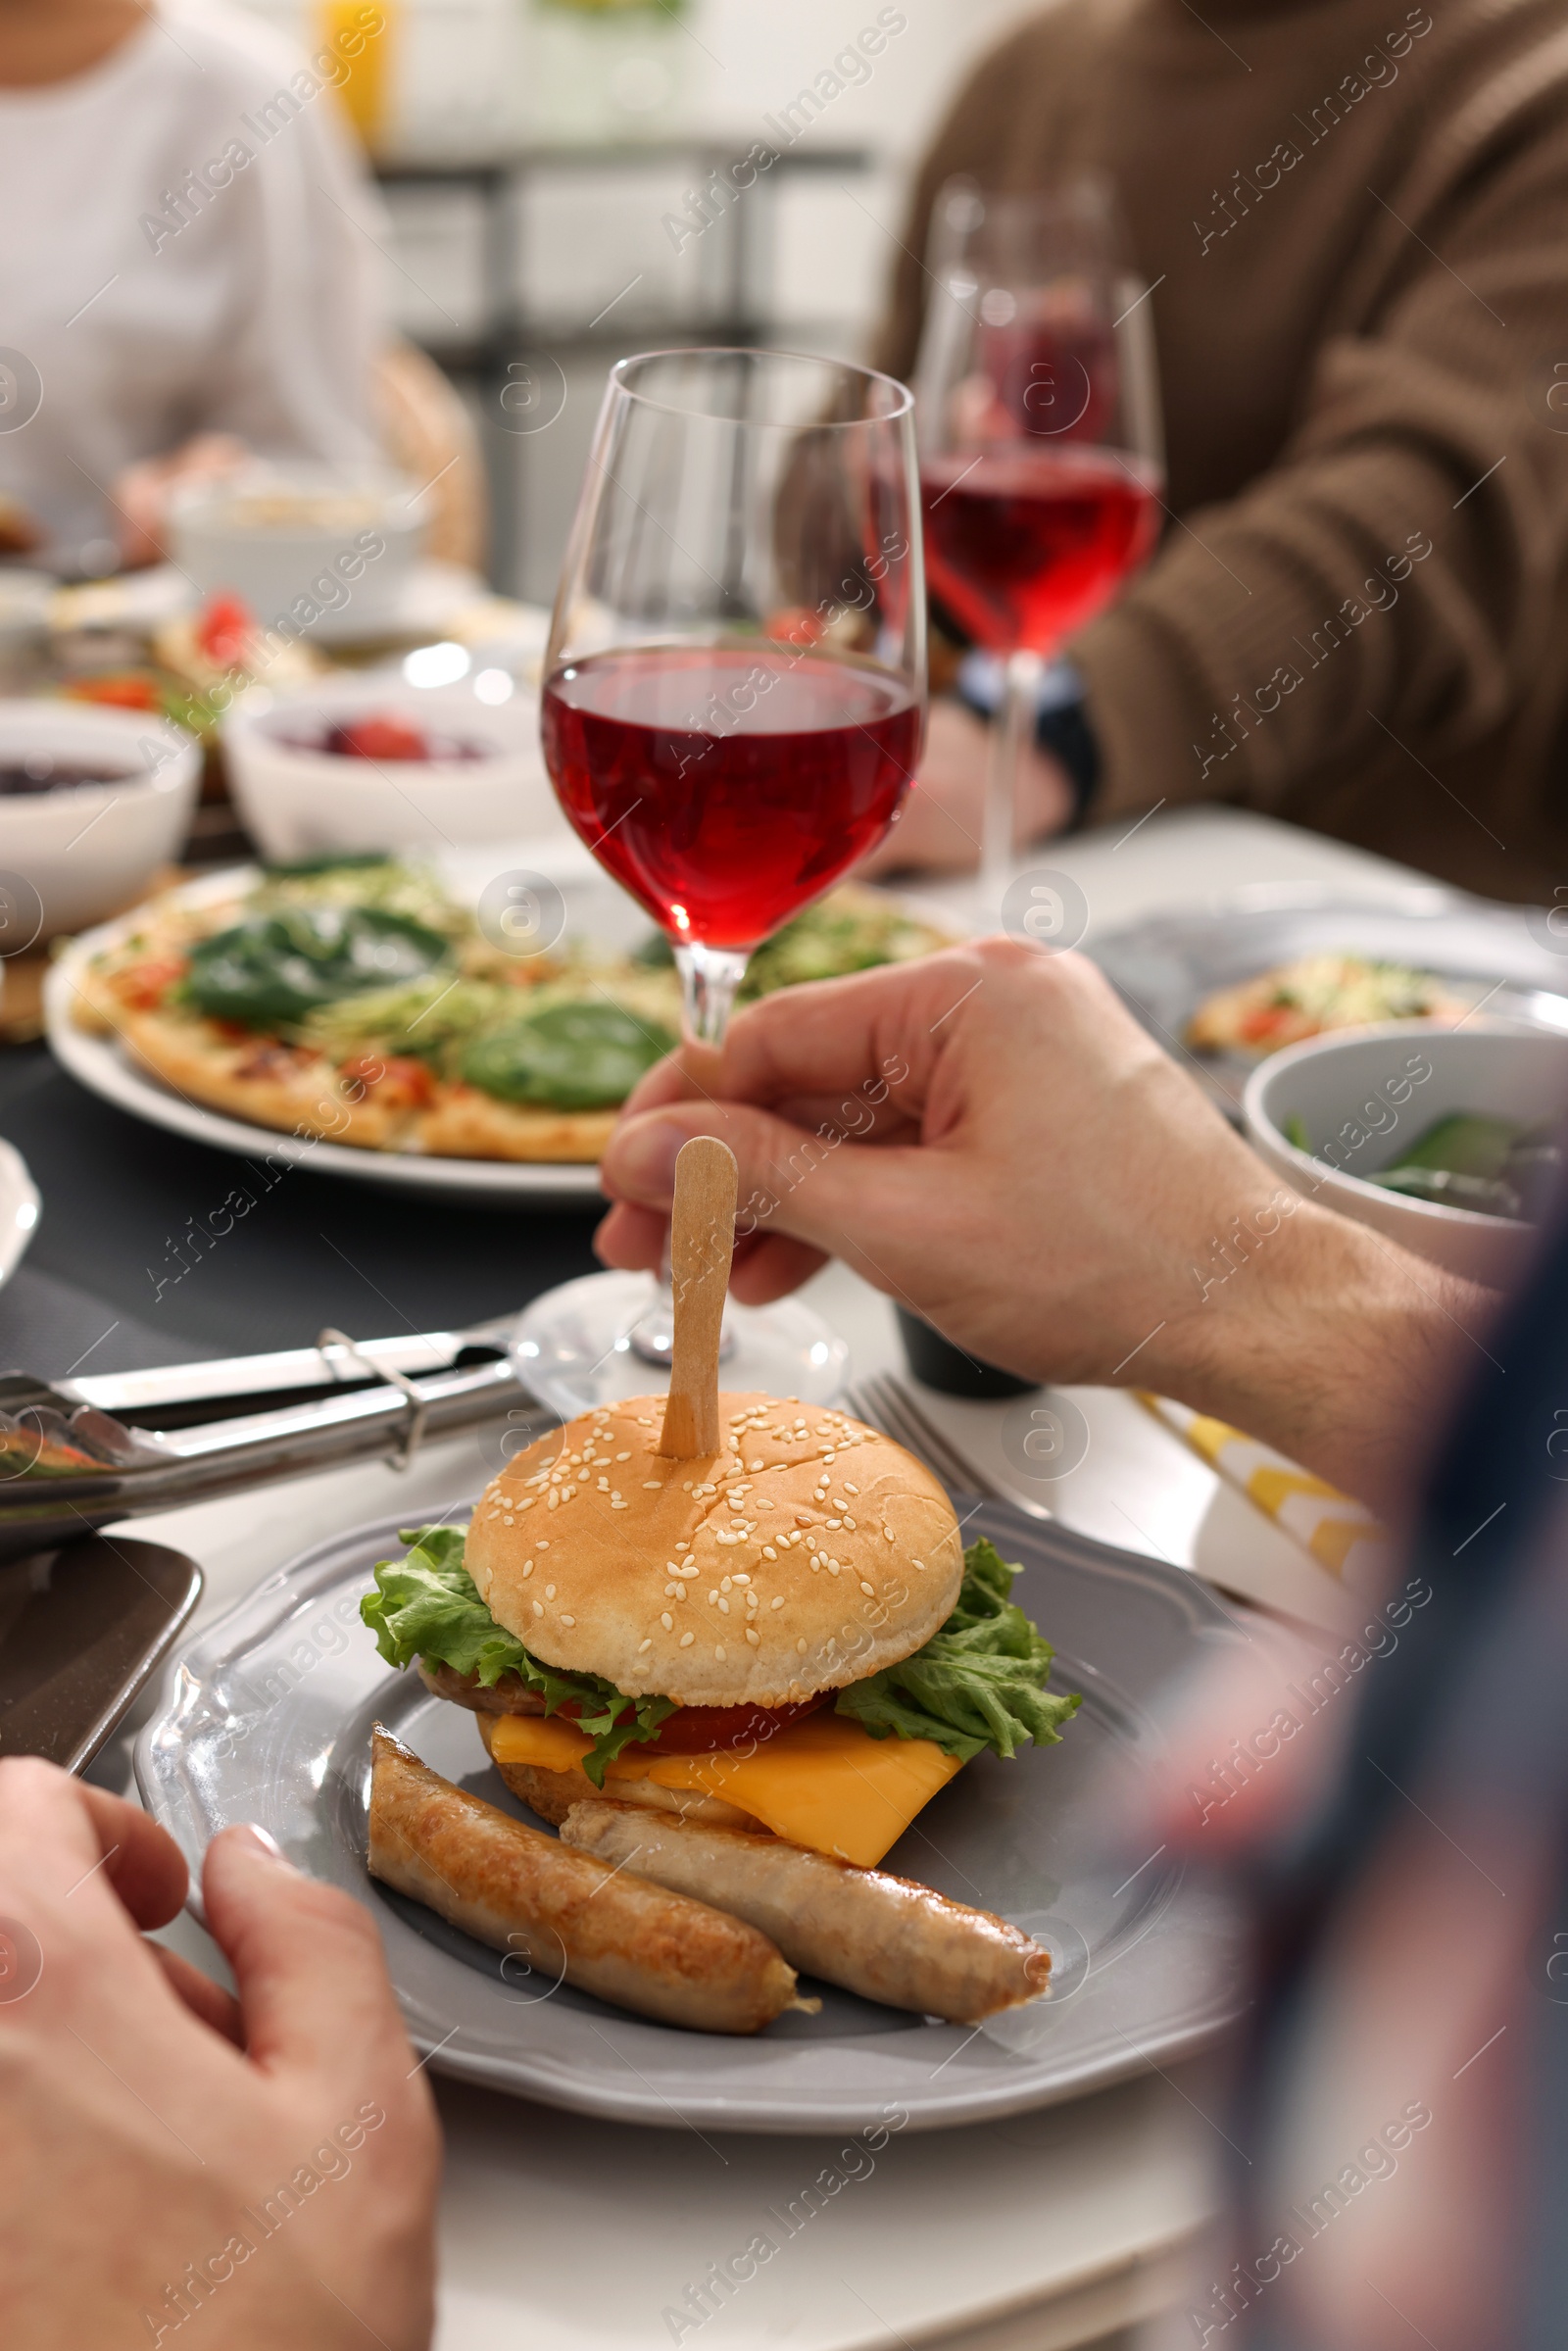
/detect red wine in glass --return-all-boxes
[915,176,1164,895]
[542,643,921,951]
[520,346,922,1416]
[920,446,1160,657]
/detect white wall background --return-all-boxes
[686,0,1036,163]
[240,0,1037,162]
[240,0,1043,331]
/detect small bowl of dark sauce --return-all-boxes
[0,751,141,797]
[0,700,201,938]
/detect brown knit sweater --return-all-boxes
[875,0,1568,901]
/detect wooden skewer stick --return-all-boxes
[658,1135,738,1459]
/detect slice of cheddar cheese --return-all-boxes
[485,1708,961,1868]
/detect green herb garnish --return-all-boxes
[261,852,396,877]
[303,974,507,1063]
[459,1000,673,1110]
[184,905,453,1031]
[633,888,951,998]
[738,891,945,999]
[248,857,466,937]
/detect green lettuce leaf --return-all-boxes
[360,1525,675,1787]
[835,1538,1081,1762]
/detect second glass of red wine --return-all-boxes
[914,175,1164,907]
[517,347,926,1415]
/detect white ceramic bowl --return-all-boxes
[168,466,427,645]
[0,701,200,940]
[222,673,558,861]
[1244,1019,1568,1288]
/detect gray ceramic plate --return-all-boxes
[1087,883,1568,1113]
[135,1497,1243,2134]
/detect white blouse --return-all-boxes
[0,0,387,572]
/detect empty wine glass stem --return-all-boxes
[674,941,752,1050]
[981,648,1047,910]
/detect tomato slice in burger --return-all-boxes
[553,1692,827,1752]
[636,1694,828,1754]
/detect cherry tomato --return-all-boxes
[328,716,429,762]
[764,605,824,648]
[196,592,256,669]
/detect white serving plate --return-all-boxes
[0,1136,39,1290]
[45,847,957,1206]
[135,1494,1243,2134]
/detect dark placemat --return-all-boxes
[0,1045,604,1366]
[0,1264,211,1380]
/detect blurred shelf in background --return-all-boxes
[371,141,885,601]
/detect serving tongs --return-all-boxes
[0,1316,552,1559]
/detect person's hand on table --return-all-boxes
[855,698,1075,876]
[597,940,1495,1513]
[112,431,250,567]
[0,1760,440,2349]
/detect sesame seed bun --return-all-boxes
[464,1391,963,1708]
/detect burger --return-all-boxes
[363,1391,1079,1868]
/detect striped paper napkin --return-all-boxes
[1137,1394,1392,1593]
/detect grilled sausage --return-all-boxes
[367,1726,810,2033]
[559,1800,1051,2024]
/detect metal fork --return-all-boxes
[846,1371,999,1497]
[847,1371,1055,1521]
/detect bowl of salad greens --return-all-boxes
[1243,1020,1568,1287]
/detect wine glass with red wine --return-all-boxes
[516,347,925,1416]
[915,176,1164,903]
